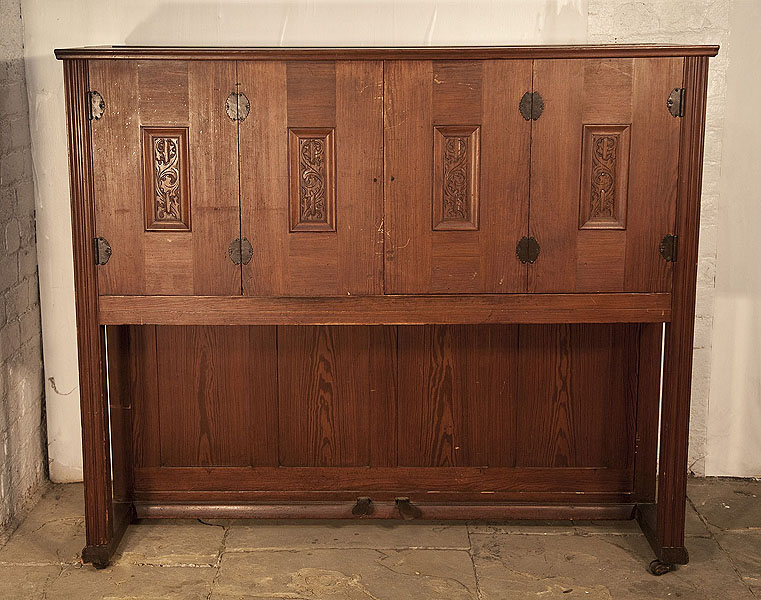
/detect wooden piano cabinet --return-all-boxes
[57,45,717,570]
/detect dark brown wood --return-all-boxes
[58,46,716,569]
[81,501,133,569]
[277,326,374,466]
[89,60,240,295]
[104,326,134,504]
[55,45,720,61]
[239,60,383,296]
[63,59,123,564]
[650,55,710,565]
[633,323,663,503]
[155,326,277,466]
[384,60,530,293]
[133,465,632,493]
[516,324,638,470]
[637,503,689,564]
[135,502,636,521]
[97,293,672,325]
[397,325,517,466]
[529,58,682,293]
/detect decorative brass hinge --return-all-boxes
[519,91,544,121]
[516,236,541,264]
[228,237,253,265]
[87,90,105,120]
[667,88,686,118]
[93,236,112,265]
[659,234,678,262]
[352,497,374,516]
[225,92,250,122]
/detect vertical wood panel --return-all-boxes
[105,326,134,504]
[129,325,160,468]
[89,61,240,295]
[240,60,383,296]
[64,58,115,549]
[385,60,530,294]
[656,56,710,553]
[530,58,682,293]
[624,57,683,291]
[156,326,277,466]
[277,326,372,467]
[634,323,663,502]
[516,324,638,470]
[397,325,518,467]
[369,326,398,467]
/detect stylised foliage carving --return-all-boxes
[590,135,617,219]
[579,124,630,230]
[289,128,335,232]
[142,127,191,231]
[442,137,470,221]
[433,126,480,231]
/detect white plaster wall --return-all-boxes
[705,0,761,477]
[21,0,588,482]
[588,0,730,477]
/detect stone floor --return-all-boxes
[0,478,759,599]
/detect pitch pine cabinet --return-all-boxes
[56,45,717,571]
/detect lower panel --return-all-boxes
[119,322,658,507]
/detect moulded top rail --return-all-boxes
[55,44,720,61]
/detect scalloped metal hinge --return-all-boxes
[228,237,253,265]
[225,92,250,122]
[519,91,544,121]
[94,237,111,265]
[659,234,678,262]
[667,88,685,118]
[87,90,105,121]
[516,236,541,264]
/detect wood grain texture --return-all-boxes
[105,326,134,504]
[239,60,383,296]
[133,465,632,493]
[397,325,517,467]
[56,45,720,61]
[277,326,378,467]
[133,489,633,505]
[89,60,240,295]
[516,324,639,471]
[384,60,530,293]
[59,47,715,560]
[98,293,672,325]
[155,326,278,466]
[129,326,160,468]
[63,59,116,551]
[633,323,663,503]
[530,58,682,293]
[654,55,710,560]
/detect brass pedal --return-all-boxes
[395,497,422,520]
[352,497,374,516]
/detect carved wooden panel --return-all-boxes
[288,127,336,232]
[579,124,630,230]
[141,127,191,231]
[433,125,480,231]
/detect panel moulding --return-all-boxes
[141,127,191,232]
[579,124,631,230]
[432,125,481,231]
[289,127,336,232]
